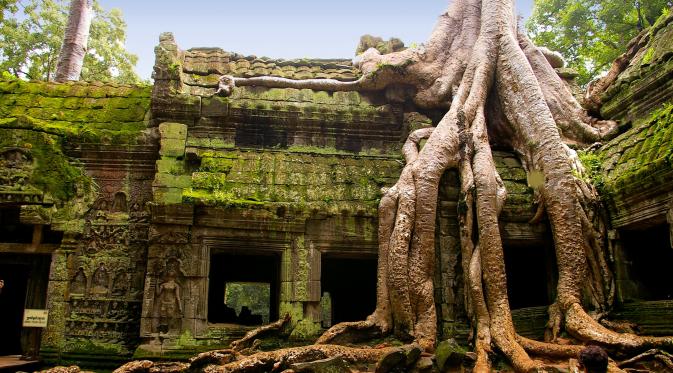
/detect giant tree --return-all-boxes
[125,0,672,371]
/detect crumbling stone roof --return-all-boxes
[153,33,362,98]
[600,12,673,124]
[599,103,673,198]
[0,79,151,142]
[183,48,359,81]
[595,11,673,225]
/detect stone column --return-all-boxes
[40,235,76,361]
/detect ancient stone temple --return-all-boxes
[0,13,672,369]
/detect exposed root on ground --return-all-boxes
[230,313,291,351]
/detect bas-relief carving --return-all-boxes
[0,147,44,203]
[0,148,33,187]
[149,226,190,244]
[153,257,186,335]
[112,272,131,297]
[70,267,87,296]
[112,192,128,213]
[91,263,110,296]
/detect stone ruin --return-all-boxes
[0,14,672,369]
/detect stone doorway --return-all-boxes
[208,252,280,325]
[620,224,673,301]
[321,256,377,324]
[0,254,50,357]
[0,207,57,358]
[0,262,29,355]
[504,243,557,310]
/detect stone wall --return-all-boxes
[593,10,673,333]
[0,78,155,367]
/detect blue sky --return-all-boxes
[98,0,535,80]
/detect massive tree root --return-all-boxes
[212,0,673,371]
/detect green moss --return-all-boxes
[642,47,655,65]
[0,80,151,144]
[199,157,235,173]
[578,150,605,191]
[63,339,126,355]
[289,319,321,341]
[287,145,351,155]
[0,128,92,201]
[599,102,673,197]
[174,330,198,348]
[182,188,265,207]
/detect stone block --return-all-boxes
[153,187,184,204]
[308,280,321,302]
[152,95,201,120]
[280,282,293,302]
[48,252,69,282]
[201,96,230,117]
[293,280,309,302]
[159,138,187,157]
[159,122,188,140]
[154,173,192,189]
[156,158,185,175]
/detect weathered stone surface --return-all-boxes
[291,355,351,373]
[434,339,467,371]
[374,349,406,373]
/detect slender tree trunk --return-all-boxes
[54,0,93,82]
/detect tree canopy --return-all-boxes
[526,0,672,86]
[0,0,140,83]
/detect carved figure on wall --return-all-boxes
[112,192,128,213]
[156,259,184,334]
[70,267,87,296]
[0,148,33,190]
[1,148,31,168]
[91,263,109,296]
[98,199,109,211]
[111,272,130,297]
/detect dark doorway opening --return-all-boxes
[0,253,50,357]
[0,207,33,243]
[620,224,673,300]
[0,262,29,355]
[321,256,377,324]
[504,243,556,309]
[208,253,280,325]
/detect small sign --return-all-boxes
[22,309,49,328]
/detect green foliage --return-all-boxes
[0,0,140,83]
[225,282,271,323]
[526,0,672,85]
[577,150,604,191]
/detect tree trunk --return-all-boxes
[54,0,93,82]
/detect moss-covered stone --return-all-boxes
[599,102,673,199]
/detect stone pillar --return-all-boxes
[140,223,196,349]
[40,235,76,361]
[279,236,323,340]
[434,170,470,343]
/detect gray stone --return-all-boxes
[435,339,467,372]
